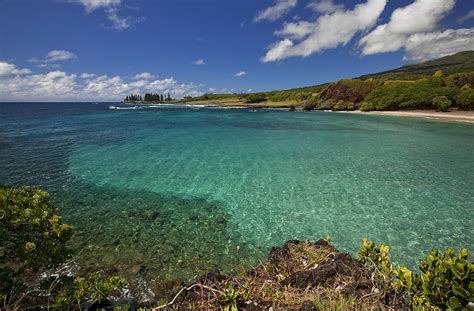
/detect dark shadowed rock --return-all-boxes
[281,252,371,295]
[320,81,364,103]
[299,300,317,311]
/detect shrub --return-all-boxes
[332,100,355,111]
[394,248,473,310]
[365,80,459,110]
[243,93,267,104]
[457,89,474,110]
[358,238,473,311]
[432,96,452,112]
[360,102,376,111]
[0,186,72,271]
[357,238,393,276]
[0,186,126,310]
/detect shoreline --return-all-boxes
[122,101,474,123]
[340,110,474,124]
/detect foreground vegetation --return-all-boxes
[1,185,473,310]
[183,51,474,112]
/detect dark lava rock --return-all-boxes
[281,252,371,295]
[88,298,111,311]
[299,300,317,311]
[245,301,264,310]
[197,271,227,283]
[267,240,303,266]
[320,81,364,103]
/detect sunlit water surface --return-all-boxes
[1,103,472,291]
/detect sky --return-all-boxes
[0,0,473,101]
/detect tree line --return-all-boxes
[124,93,172,102]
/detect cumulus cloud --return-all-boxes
[45,50,77,62]
[0,62,32,76]
[306,0,344,14]
[234,71,247,77]
[262,0,387,62]
[0,64,205,101]
[255,0,297,22]
[192,59,206,65]
[403,28,474,61]
[133,72,153,80]
[274,21,315,39]
[29,50,77,68]
[359,0,456,55]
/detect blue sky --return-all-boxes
[1,0,473,101]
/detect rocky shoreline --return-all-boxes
[144,239,406,310]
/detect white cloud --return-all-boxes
[192,59,206,65]
[0,71,77,100]
[0,62,32,76]
[45,50,77,62]
[234,71,247,77]
[0,64,205,101]
[403,28,474,61]
[458,9,474,23]
[262,0,387,62]
[105,7,144,31]
[80,73,96,79]
[359,0,456,55]
[71,0,143,31]
[255,0,298,22]
[72,0,121,13]
[275,21,315,39]
[133,72,153,80]
[306,0,344,14]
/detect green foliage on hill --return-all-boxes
[183,52,474,111]
[360,51,474,80]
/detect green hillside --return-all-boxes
[360,51,474,80]
[183,51,474,111]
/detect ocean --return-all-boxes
[1,102,472,291]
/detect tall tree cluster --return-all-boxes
[124,93,173,102]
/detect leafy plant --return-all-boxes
[410,248,473,310]
[357,238,393,276]
[432,96,452,112]
[0,186,72,308]
[221,283,240,311]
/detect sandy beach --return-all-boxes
[342,110,474,123]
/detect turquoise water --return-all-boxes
[1,103,473,292]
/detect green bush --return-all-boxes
[332,100,355,111]
[432,96,452,112]
[0,186,126,309]
[360,102,376,111]
[457,89,474,110]
[395,248,473,310]
[359,238,473,311]
[365,80,460,110]
[243,93,267,103]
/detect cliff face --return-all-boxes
[319,81,365,104]
[160,240,406,310]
